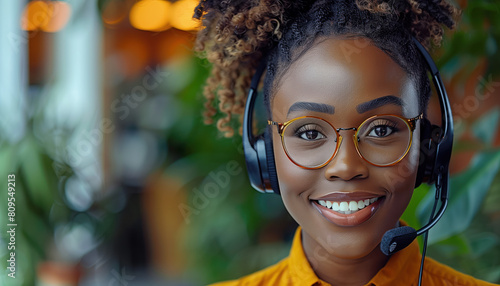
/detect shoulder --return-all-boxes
[424,256,498,286]
[208,257,291,286]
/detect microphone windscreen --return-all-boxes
[380,226,417,256]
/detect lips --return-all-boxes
[311,192,385,227]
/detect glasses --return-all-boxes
[268,114,423,169]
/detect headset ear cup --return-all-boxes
[264,127,280,194]
[415,118,441,187]
[415,119,431,187]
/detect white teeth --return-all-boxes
[316,197,381,214]
[332,202,340,211]
[357,200,365,209]
[339,202,349,211]
[349,201,358,211]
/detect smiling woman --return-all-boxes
[193,0,498,285]
[272,40,421,274]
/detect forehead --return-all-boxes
[272,37,418,120]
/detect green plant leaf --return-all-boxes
[417,150,500,244]
[469,232,499,259]
[429,234,470,257]
[18,135,57,213]
[472,107,500,146]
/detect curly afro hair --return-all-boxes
[194,0,460,137]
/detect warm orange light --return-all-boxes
[170,0,200,31]
[42,2,71,32]
[21,1,51,31]
[21,1,71,32]
[130,0,171,32]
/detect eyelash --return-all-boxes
[366,119,399,133]
[294,124,321,137]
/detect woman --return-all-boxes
[193,1,497,285]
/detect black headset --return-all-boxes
[242,37,453,260]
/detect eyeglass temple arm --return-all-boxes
[407,113,424,131]
[268,120,285,134]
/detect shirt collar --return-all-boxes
[368,236,422,286]
[287,223,422,286]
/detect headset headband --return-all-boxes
[412,37,453,199]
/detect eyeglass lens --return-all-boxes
[281,115,412,168]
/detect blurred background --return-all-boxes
[0,0,499,285]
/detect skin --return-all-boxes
[271,37,421,286]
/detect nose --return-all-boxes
[324,133,369,181]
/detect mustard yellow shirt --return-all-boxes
[210,226,497,286]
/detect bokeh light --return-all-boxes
[170,0,200,31]
[21,1,50,31]
[64,176,94,212]
[42,1,71,32]
[129,0,171,32]
[21,1,71,32]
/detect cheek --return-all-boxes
[273,134,312,194]
[374,136,420,213]
[272,133,320,206]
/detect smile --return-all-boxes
[317,197,380,215]
[311,194,385,227]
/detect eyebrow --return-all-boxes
[287,102,335,116]
[356,95,403,114]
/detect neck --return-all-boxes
[302,232,389,286]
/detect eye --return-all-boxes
[366,120,398,138]
[369,126,393,137]
[295,125,326,140]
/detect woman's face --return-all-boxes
[271,37,421,260]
